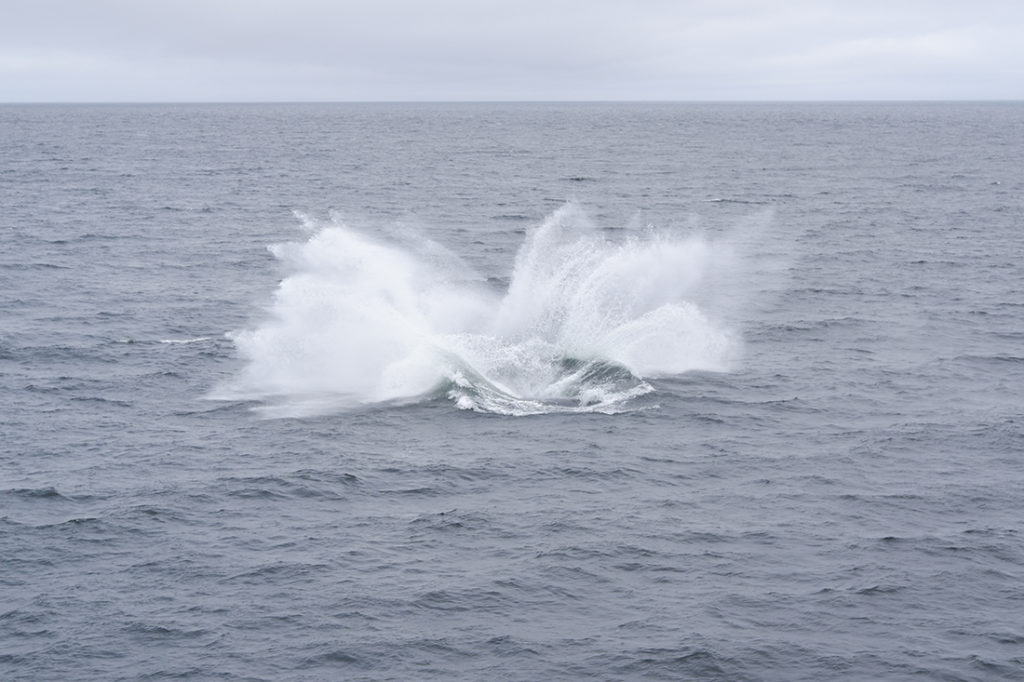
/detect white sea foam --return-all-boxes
[159,337,214,345]
[212,203,742,416]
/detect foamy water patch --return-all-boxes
[212,204,743,416]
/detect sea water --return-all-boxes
[1,102,1022,680]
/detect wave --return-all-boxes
[211,203,741,416]
[158,337,215,345]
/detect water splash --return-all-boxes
[212,203,741,416]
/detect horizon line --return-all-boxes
[2,98,1022,105]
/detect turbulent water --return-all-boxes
[214,203,740,416]
[2,102,1023,680]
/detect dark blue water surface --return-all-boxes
[2,103,1023,680]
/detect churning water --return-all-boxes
[215,203,740,416]
[1,102,1022,680]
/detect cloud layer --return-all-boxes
[2,0,1021,101]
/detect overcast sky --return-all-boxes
[2,0,1021,102]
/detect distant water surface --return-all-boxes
[1,102,1022,680]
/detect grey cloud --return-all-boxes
[1,0,1022,101]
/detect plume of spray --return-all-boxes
[212,203,744,416]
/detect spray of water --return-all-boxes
[212,203,742,416]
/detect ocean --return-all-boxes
[1,102,1022,680]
